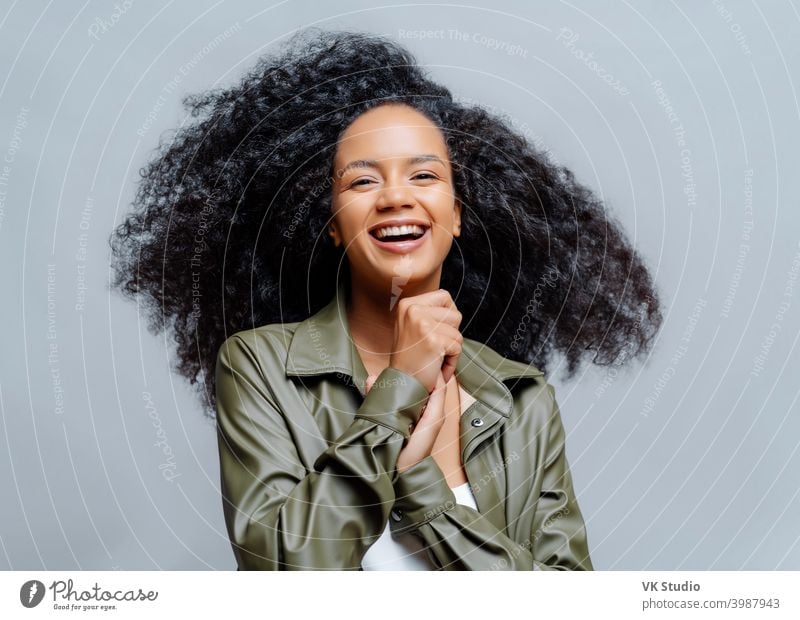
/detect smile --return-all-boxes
[368,226,431,254]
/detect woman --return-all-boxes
[109,28,662,570]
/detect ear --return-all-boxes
[453,199,462,237]
[328,224,340,247]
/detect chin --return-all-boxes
[357,265,440,290]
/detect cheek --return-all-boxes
[330,201,352,233]
[331,213,366,244]
[336,197,374,235]
[437,232,456,252]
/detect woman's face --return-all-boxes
[329,103,461,291]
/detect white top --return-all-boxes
[361,481,478,570]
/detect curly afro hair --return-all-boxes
[109,27,664,416]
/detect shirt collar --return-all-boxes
[285,279,543,417]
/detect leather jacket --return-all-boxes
[215,279,593,570]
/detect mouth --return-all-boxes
[368,223,429,242]
[368,223,431,254]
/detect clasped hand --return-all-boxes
[364,289,462,474]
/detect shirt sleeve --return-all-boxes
[215,334,429,570]
[387,383,593,571]
[529,385,594,570]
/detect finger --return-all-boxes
[441,361,454,384]
[398,288,457,313]
[440,336,462,384]
[414,304,463,331]
[416,373,447,431]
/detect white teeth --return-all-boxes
[375,224,426,239]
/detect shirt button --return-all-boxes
[391,509,403,522]
[471,417,484,427]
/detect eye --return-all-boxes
[350,178,374,187]
[347,172,439,188]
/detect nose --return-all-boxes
[374,178,416,211]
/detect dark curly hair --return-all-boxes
[108,27,664,416]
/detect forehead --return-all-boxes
[334,104,448,163]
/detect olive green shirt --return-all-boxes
[215,280,593,570]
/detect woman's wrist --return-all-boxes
[390,455,456,534]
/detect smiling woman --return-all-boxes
[328,103,462,297]
[108,27,663,570]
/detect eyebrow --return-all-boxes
[336,154,446,177]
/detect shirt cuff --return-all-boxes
[388,455,457,535]
[353,367,430,438]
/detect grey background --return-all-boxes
[1,0,798,570]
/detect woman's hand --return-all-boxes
[388,289,463,393]
[366,370,447,474]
